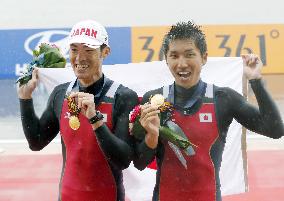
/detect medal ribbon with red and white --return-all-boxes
[67,96,81,130]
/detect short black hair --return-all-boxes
[100,44,108,51]
[162,21,207,57]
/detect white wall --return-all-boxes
[1,0,283,29]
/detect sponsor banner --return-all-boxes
[204,24,284,74]
[132,25,284,74]
[131,26,169,62]
[0,27,131,79]
[2,24,283,79]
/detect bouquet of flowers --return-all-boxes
[16,43,66,86]
[129,94,196,152]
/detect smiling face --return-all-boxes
[166,39,207,89]
[69,43,110,86]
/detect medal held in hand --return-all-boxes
[67,96,81,130]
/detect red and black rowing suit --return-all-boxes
[20,75,139,201]
[134,79,284,201]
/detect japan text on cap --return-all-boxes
[68,20,109,49]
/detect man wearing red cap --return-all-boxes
[18,20,138,201]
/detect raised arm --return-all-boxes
[18,68,60,150]
[220,79,284,138]
[217,54,284,138]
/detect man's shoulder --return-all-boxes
[54,82,70,90]
[144,87,163,96]
[213,85,238,96]
[115,84,138,100]
[212,84,243,104]
[111,83,139,110]
[51,82,70,96]
[141,87,163,103]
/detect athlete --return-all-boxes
[133,21,284,201]
[18,20,139,201]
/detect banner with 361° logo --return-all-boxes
[131,24,284,74]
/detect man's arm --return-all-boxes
[220,80,284,138]
[242,54,283,138]
[20,89,60,150]
[18,68,60,150]
[133,139,157,171]
[217,54,284,139]
[133,90,160,171]
[94,87,140,169]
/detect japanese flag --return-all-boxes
[199,113,213,122]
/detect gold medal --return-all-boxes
[69,115,80,130]
[150,94,165,107]
[150,94,173,112]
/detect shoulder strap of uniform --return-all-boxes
[162,85,170,99]
[66,79,77,95]
[204,83,214,98]
[105,80,121,98]
[65,77,119,101]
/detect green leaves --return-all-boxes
[132,120,146,140]
[132,118,194,151]
[159,126,191,150]
[16,43,66,86]
[42,51,66,67]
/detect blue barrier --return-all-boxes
[0,27,131,79]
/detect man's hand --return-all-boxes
[139,103,160,149]
[69,92,103,130]
[17,68,39,99]
[70,92,96,119]
[242,54,263,80]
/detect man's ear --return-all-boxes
[101,46,111,59]
[202,52,208,66]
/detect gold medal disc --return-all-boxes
[69,115,80,130]
[150,94,165,107]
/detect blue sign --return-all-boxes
[0,27,131,79]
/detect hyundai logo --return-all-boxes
[24,30,70,59]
